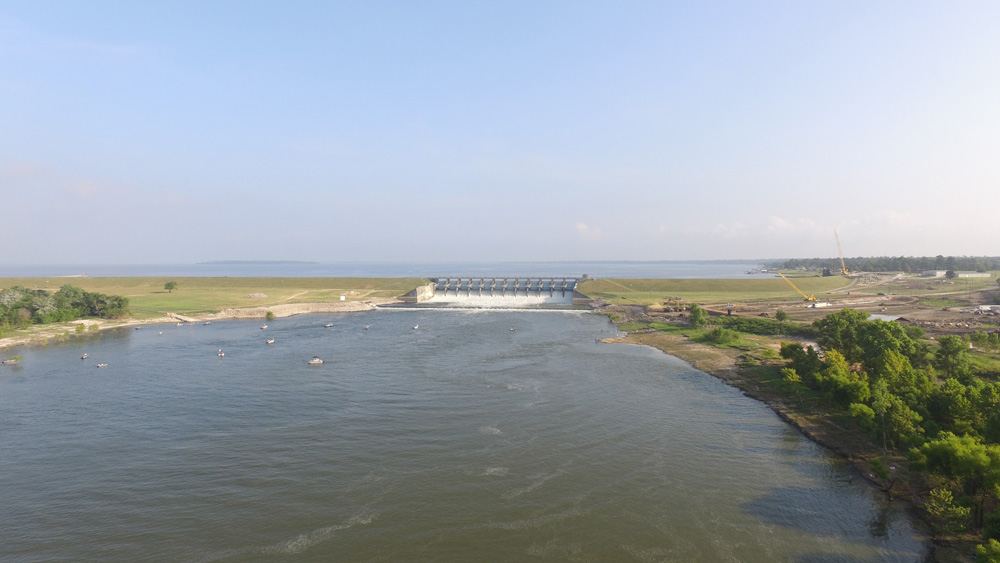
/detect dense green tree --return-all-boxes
[688,303,707,328]
[815,350,870,406]
[813,308,870,364]
[978,539,1000,562]
[910,433,1000,527]
[936,335,972,382]
[164,281,177,293]
[0,284,129,328]
[859,320,925,372]
[780,342,822,382]
[925,487,971,533]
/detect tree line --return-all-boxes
[778,308,1000,554]
[771,255,1000,273]
[0,285,130,333]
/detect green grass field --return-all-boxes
[0,277,428,319]
[577,276,852,306]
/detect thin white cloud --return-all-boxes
[574,222,603,240]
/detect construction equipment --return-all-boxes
[662,297,685,312]
[779,273,816,301]
[835,229,850,276]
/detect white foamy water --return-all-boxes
[424,292,574,308]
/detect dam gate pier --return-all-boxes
[400,275,592,307]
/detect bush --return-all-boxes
[704,327,740,344]
[265,311,276,321]
[721,317,813,337]
[849,403,876,433]
[781,367,801,384]
[689,304,707,328]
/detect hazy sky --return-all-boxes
[3,1,998,264]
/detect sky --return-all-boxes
[2,1,999,264]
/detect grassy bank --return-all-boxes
[578,276,852,306]
[0,277,427,319]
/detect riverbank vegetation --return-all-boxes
[0,285,129,335]
[603,300,1000,559]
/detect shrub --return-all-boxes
[781,367,801,384]
[721,317,813,337]
[689,304,707,328]
[704,327,740,344]
[265,311,276,321]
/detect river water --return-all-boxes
[0,310,927,561]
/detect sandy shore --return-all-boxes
[0,298,402,350]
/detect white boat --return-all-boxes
[81,353,89,360]
[204,321,211,326]
[364,325,370,330]
[96,363,108,368]
[324,323,334,328]
[261,325,268,330]
[307,356,324,365]
[266,338,275,344]
[413,325,419,330]
[218,349,225,357]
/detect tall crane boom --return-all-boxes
[779,273,816,301]
[835,229,850,276]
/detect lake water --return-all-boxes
[0,310,928,561]
[0,260,767,279]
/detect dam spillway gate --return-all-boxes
[430,276,582,298]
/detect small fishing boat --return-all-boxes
[81,353,89,360]
[324,323,334,328]
[260,325,268,330]
[96,363,108,368]
[413,324,419,330]
[218,349,225,357]
[307,356,324,365]
[266,338,275,344]
[204,321,211,326]
[364,325,370,330]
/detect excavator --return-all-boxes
[779,273,816,302]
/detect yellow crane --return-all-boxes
[779,273,816,301]
[835,229,850,276]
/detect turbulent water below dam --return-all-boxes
[1,310,928,561]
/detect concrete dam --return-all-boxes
[401,276,592,308]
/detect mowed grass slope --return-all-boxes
[577,277,852,305]
[0,277,428,318]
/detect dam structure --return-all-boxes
[400,275,592,308]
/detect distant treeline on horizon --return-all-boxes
[768,256,1000,273]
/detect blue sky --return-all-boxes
[2,1,998,264]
